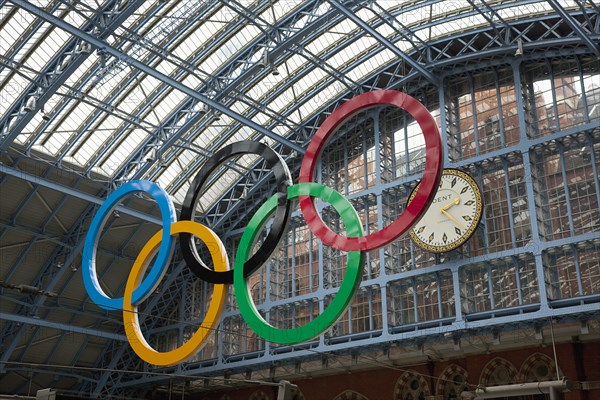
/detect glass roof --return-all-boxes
[0,0,586,207]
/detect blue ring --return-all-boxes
[82,180,176,310]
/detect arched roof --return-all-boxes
[0,0,598,397]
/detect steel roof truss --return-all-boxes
[5,0,305,154]
[546,0,600,56]
[0,0,148,150]
[328,0,438,86]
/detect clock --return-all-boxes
[407,168,483,253]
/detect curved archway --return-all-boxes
[291,387,305,400]
[436,364,469,398]
[394,370,431,400]
[248,389,270,400]
[332,390,369,400]
[519,353,562,382]
[479,357,519,386]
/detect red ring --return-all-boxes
[298,90,443,252]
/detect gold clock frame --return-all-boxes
[407,168,483,253]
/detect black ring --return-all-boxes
[180,141,292,284]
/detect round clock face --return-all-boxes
[407,169,483,253]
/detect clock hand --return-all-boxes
[441,209,467,229]
[440,197,460,212]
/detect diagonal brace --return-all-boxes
[8,0,305,155]
[328,0,439,86]
[546,0,600,56]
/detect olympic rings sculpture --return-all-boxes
[82,90,443,366]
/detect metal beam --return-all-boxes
[0,312,126,342]
[8,0,305,155]
[0,163,161,225]
[546,0,600,56]
[0,0,149,150]
[327,0,439,86]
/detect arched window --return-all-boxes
[436,364,469,400]
[519,353,561,383]
[248,389,270,400]
[332,390,369,400]
[479,357,519,387]
[394,370,431,400]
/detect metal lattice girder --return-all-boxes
[328,0,439,85]
[147,2,354,195]
[546,0,600,56]
[90,0,285,179]
[185,11,600,237]
[17,0,195,153]
[0,163,160,224]
[88,265,192,396]
[7,0,305,155]
[57,0,227,170]
[0,0,148,150]
[0,312,125,341]
[109,1,326,187]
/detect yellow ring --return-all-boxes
[123,220,228,366]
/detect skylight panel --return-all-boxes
[229,101,249,116]
[252,112,269,127]
[90,66,130,102]
[23,29,71,73]
[192,126,221,150]
[155,89,187,116]
[139,75,162,95]
[259,2,285,24]
[182,74,203,90]
[62,7,88,28]
[497,2,555,21]
[0,9,36,56]
[20,92,67,143]
[282,54,307,77]
[305,31,336,56]
[14,113,43,145]
[199,25,261,75]
[296,68,328,96]
[171,29,211,61]
[154,59,178,77]
[64,55,96,88]
[345,49,394,83]
[297,84,338,120]
[100,127,149,175]
[270,87,296,114]
[71,115,121,163]
[120,1,154,31]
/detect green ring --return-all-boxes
[233,182,364,344]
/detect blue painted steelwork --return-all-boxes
[546,0,600,56]
[106,55,599,395]
[0,163,161,225]
[0,312,125,341]
[0,0,150,149]
[1,1,599,396]
[328,0,438,85]
[8,0,306,155]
